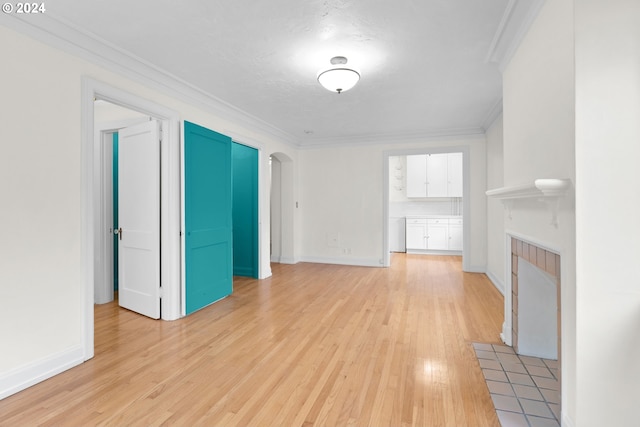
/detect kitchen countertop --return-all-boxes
[405,215,462,219]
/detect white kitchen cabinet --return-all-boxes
[448,218,463,251]
[406,155,427,197]
[426,219,448,250]
[426,154,448,197]
[405,153,463,198]
[405,217,463,253]
[405,218,427,249]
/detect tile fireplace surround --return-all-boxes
[510,237,561,358]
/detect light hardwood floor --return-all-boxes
[0,254,504,427]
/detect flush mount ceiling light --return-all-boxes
[317,56,360,94]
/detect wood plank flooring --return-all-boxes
[0,254,504,427]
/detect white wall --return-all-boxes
[575,1,640,425]
[485,114,504,293]
[502,0,576,424]
[298,137,487,270]
[0,24,298,398]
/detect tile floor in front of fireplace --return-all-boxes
[473,343,560,427]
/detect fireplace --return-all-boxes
[509,237,561,362]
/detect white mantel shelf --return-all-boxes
[486,179,571,199]
[486,179,572,227]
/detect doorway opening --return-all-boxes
[94,100,150,305]
[269,152,295,265]
[82,78,182,360]
[382,147,471,270]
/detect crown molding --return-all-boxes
[298,127,486,150]
[484,0,546,72]
[0,13,300,147]
[482,97,504,131]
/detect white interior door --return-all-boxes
[118,120,160,319]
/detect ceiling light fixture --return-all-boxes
[317,56,360,94]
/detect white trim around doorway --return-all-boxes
[81,77,182,361]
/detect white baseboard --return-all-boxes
[299,256,382,268]
[485,270,505,295]
[562,413,575,427]
[0,345,85,400]
[464,265,487,273]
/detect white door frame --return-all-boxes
[382,146,471,270]
[81,77,182,361]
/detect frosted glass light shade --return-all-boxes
[317,68,360,93]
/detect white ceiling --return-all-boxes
[9,0,541,146]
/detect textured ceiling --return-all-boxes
[34,0,531,145]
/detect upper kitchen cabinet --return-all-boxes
[406,154,427,197]
[406,153,463,198]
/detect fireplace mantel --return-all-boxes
[486,179,571,226]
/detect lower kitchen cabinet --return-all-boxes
[406,219,427,250]
[448,221,463,251]
[405,217,463,253]
[426,219,448,250]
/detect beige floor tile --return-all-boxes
[533,376,559,391]
[483,369,509,382]
[479,359,502,370]
[473,342,494,351]
[506,372,535,386]
[487,380,515,396]
[497,353,522,364]
[491,394,522,413]
[512,384,544,401]
[543,359,559,369]
[476,350,499,360]
[497,410,529,427]
[519,355,546,367]
[502,362,528,374]
[541,388,561,404]
[520,399,554,418]
[527,415,560,427]
[548,403,561,420]
[493,344,515,354]
[526,365,553,378]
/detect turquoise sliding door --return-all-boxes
[112,132,119,291]
[184,121,233,314]
[232,142,259,278]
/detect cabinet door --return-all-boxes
[447,152,463,197]
[426,154,448,197]
[448,224,463,250]
[426,220,448,250]
[406,155,427,197]
[406,223,427,249]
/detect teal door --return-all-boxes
[232,142,259,278]
[184,121,233,314]
[112,132,119,292]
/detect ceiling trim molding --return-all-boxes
[298,128,486,150]
[1,13,300,147]
[484,0,546,72]
[485,0,518,64]
[482,98,503,131]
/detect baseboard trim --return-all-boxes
[464,265,486,274]
[486,270,505,296]
[299,256,382,268]
[0,345,84,400]
[563,413,575,427]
